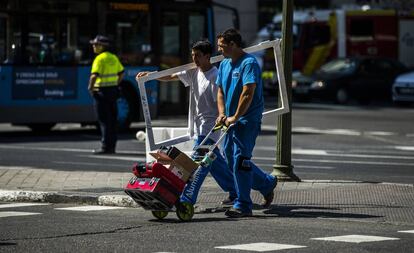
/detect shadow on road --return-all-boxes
[263,204,382,219]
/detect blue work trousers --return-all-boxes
[180,133,276,205]
[93,86,119,151]
[224,121,276,213]
[180,136,236,204]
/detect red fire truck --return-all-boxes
[257,8,414,90]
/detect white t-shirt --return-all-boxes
[177,67,220,141]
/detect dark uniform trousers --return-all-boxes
[93,86,119,151]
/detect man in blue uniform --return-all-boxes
[137,40,276,207]
[215,28,277,218]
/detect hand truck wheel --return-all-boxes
[151,210,168,220]
[176,202,194,221]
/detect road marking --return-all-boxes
[292,158,414,167]
[83,155,146,162]
[254,156,414,167]
[0,211,42,218]
[53,161,128,168]
[398,230,414,234]
[311,235,399,243]
[395,146,414,151]
[0,144,145,156]
[215,242,306,251]
[256,147,414,160]
[293,149,328,155]
[0,203,49,209]
[292,165,335,169]
[254,162,335,170]
[55,205,126,212]
[364,131,395,136]
[293,127,361,136]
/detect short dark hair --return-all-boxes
[216,28,242,47]
[192,40,213,55]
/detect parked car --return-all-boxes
[292,57,408,104]
[392,71,414,106]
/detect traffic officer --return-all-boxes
[88,35,124,154]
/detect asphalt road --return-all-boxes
[0,202,413,252]
[0,103,413,252]
[0,103,413,183]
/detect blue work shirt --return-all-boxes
[216,53,264,123]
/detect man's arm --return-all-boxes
[216,86,227,125]
[88,74,98,92]
[225,83,256,126]
[117,72,124,85]
[136,71,179,82]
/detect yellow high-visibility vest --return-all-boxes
[91,51,124,88]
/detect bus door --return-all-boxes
[157,6,209,115]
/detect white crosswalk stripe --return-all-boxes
[0,211,42,218]
[311,235,400,243]
[215,242,307,251]
[0,203,49,209]
[54,205,126,211]
[398,230,414,234]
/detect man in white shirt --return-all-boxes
[137,40,276,206]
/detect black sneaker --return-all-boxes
[93,149,115,155]
[224,207,252,218]
[221,196,235,206]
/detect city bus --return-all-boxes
[0,0,238,131]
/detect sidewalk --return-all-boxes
[0,166,413,224]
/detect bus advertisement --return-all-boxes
[0,0,237,131]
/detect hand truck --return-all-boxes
[124,123,232,221]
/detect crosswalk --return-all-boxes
[0,203,125,217]
[0,203,125,218]
[1,202,412,252]
[0,211,42,218]
[252,144,414,172]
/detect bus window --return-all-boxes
[105,3,151,66]
[189,13,206,49]
[161,12,180,68]
[0,16,5,63]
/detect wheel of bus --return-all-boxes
[151,210,168,220]
[117,81,140,132]
[175,202,194,222]
[26,123,56,133]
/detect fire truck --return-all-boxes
[257,8,414,92]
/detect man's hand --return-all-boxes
[136,71,149,79]
[224,116,237,127]
[216,114,227,125]
[88,74,98,96]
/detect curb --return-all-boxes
[1,181,412,207]
[0,190,136,207]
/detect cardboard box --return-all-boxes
[173,153,198,173]
[149,148,199,182]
